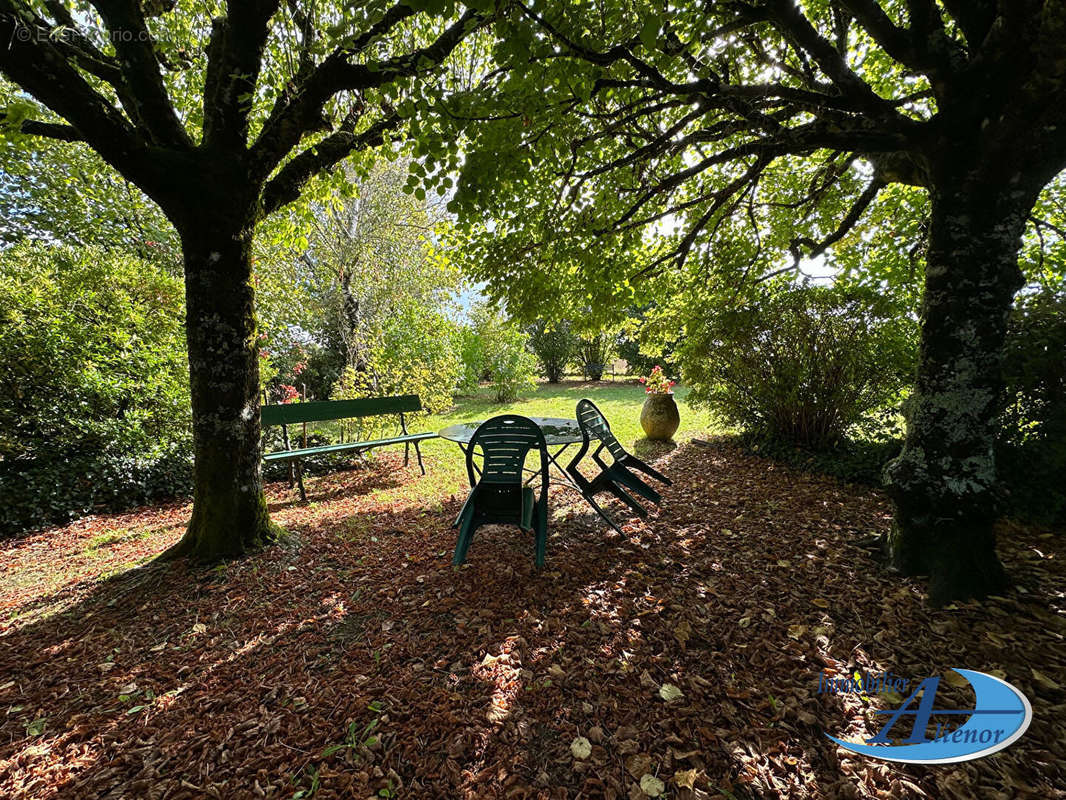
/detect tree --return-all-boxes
[437,1,1066,604]
[303,157,457,373]
[527,319,576,382]
[577,330,613,381]
[0,1,488,560]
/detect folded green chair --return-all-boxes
[452,414,550,567]
[566,398,672,517]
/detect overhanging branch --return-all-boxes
[1,114,83,141]
[250,6,483,181]
[260,111,401,217]
[788,177,886,265]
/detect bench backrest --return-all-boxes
[261,395,422,427]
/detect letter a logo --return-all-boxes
[865,677,940,744]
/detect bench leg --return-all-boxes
[295,459,307,503]
[414,441,426,475]
[404,442,410,467]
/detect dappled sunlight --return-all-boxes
[1,440,1063,798]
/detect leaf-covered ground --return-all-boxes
[1,439,1063,799]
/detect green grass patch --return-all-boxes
[312,380,724,511]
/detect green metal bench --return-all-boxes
[261,395,436,501]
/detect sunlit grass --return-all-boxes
[324,379,725,510]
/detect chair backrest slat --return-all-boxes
[469,414,547,485]
[576,399,628,459]
[261,395,422,426]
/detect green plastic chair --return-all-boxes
[452,415,550,567]
[567,398,672,517]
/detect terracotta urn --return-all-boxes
[640,392,680,440]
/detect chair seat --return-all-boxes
[263,431,436,462]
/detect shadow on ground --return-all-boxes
[0,442,1063,799]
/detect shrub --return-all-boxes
[527,320,577,382]
[461,304,537,402]
[326,304,462,441]
[682,284,916,450]
[578,332,614,381]
[0,243,192,535]
[367,303,462,414]
[483,323,538,403]
[998,289,1066,524]
[457,325,487,395]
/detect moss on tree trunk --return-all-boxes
[884,176,1039,605]
[162,219,277,561]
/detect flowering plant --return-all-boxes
[279,384,300,404]
[638,365,676,395]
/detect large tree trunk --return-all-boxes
[884,175,1039,605]
[163,214,277,561]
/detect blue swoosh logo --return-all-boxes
[826,669,1032,764]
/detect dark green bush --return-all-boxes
[682,284,917,450]
[742,432,904,487]
[998,290,1066,524]
[0,244,192,535]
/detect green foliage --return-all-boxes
[0,244,191,535]
[998,289,1066,524]
[457,324,488,395]
[0,114,178,266]
[327,305,462,436]
[683,284,917,451]
[615,309,676,377]
[526,320,577,382]
[462,304,538,403]
[364,304,462,415]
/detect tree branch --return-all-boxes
[202,0,282,150]
[251,5,481,181]
[839,0,924,71]
[260,111,401,217]
[939,0,997,48]
[788,177,885,264]
[765,0,913,123]
[1,112,82,141]
[0,3,153,183]
[87,0,191,148]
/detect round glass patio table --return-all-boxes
[438,416,583,446]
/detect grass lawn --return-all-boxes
[1,382,1064,799]
[286,379,722,512]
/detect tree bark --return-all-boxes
[162,213,277,560]
[884,174,1039,605]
